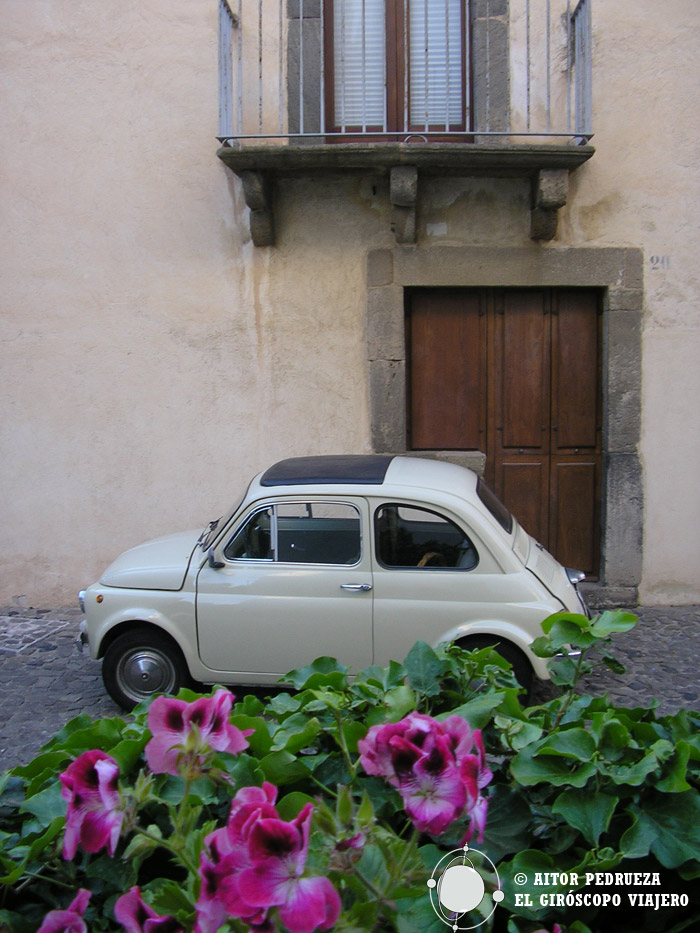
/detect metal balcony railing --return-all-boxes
[218,0,593,145]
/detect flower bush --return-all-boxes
[2,610,700,932]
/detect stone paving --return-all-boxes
[1,604,699,772]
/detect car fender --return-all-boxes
[434,620,550,679]
[90,598,198,674]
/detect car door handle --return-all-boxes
[340,583,372,592]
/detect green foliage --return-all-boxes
[2,610,700,931]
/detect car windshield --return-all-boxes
[197,484,249,550]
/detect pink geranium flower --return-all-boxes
[358,712,492,839]
[238,805,341,933]
[145,688,251,776]
[196,783,279,933]
[115,886,183,933]
[394,733,467,835]
[59,750,123,860]
[195,785,340,933]
[37,889,90,933]
[357,711,435,784]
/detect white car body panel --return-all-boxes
[99,530,200,591]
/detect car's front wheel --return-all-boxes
[102,628,190,711]
[457,634,533,694]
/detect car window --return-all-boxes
[476,477,513,534]
[225,502,361,565]
[225,507,273,561]
[374,504,478,570]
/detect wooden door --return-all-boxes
[408,288,601,576]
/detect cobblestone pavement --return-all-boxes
[1,604,699,772]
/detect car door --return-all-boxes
[195,497,373,677]
[370,500,513,665]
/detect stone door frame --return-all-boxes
[366,245,643,605]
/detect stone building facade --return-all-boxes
[1,0,698,607]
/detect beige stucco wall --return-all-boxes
[1,0,698,605]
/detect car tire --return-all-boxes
[457,635,533,694]
[102,627,191,711]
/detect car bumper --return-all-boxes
[77,591,89,653]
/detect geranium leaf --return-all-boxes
[591,610,637,638]
[511,745,596,787]
[480,786,532,860]
[537,728,596,761]
[439,691,505,729]
[271,714,321,754]
[621,793,700,867]
[284,657,349,690]
[18,781,65,827]
[403,641,448,697]
[258,750,310,786]
[551,790,617,846]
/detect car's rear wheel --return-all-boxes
[456,634,533,694]
[102,628,190,711]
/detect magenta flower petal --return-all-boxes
[78,806,124,855]
[196,689,238,751]
[277,875,341,933]
[115,887,183,933]
[59,751,123,860]
[145,696,190,774]
[400,764,467,835]
[37,889,91,933]
[441,715,473,758]
[462,794,489,845]
[472,730,493,788]
[247,817,303,869]
[238,858,296,910]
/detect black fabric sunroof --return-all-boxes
[260,455,394,487]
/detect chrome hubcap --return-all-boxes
[117,649,175,700]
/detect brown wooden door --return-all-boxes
[408,288,601,576]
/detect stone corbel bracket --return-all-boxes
[240,170,275,247]
[530,168,569,241]
[390,165,418,245]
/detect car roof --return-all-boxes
[257,454,478,500]
[260,455,394,486]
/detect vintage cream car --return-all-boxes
[79,455,588,709]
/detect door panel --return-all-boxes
[409,290,485,450]
[497,460,549,546]
[495,291,550,452]
[552,291,599,451]
[549,458,599,573]
[195,500,374,676]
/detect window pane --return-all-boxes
[225,508,273,560]
[333,0,385,128]
[409,0,464,128]
[375,504,477,569]
[277,502,361,564]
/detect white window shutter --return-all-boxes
[333,0,386,129]
[409,0,464,129]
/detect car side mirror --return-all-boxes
[208,548,225,570]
